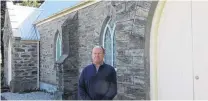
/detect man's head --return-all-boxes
[92,46,105,65]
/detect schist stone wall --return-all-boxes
[36,1,157,100]
[11,40,38,92]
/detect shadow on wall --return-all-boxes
[60,11,80,100]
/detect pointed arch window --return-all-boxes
[56,33,62,61]
[102,18,116,68]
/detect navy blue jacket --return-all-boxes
[78,63,117,100]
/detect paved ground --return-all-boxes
[1,96,6,100]
[1,91,55,100]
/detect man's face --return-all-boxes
[92,47,104,64]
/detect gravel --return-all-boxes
[1,91,56,100]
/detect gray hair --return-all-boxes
[93,45,105,54]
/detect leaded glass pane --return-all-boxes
[104,27,112,65]
[56,35,61,61]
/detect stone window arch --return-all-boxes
[102,17,116,69]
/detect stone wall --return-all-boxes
[10,40,38,92]
[36,11,78,93]
[36,1,157,100]
[114,1,151,100]
[60,12,80,99]
[3,8,39,93]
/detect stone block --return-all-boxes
[32,71,37,75]
[125,49,144,57]
[116,31,130,41]
[114,2,125,14]
[116,50,125,56]
[125,1,137,12]
[116,11,135,22]
[111,1,124,7]
[128,67,145,74]
[28,63,35,66]
[15,48,25,52]
[28,48,35,51]
[132,26,145,37]
[116,40,128,49]
[133,76,145,85]
[134,18,146,26]
[116,20,134,31]
[136,1,151,11]
[132,56,144,65]
[117,83,125,93]
[117,56,132,65]
[21,55,30,57]
[135,7,149,17]
[127,40,145,50]
[14,63,22,67]
[117,74,133,84]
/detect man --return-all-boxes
[78,46,117,100]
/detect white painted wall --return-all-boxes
[192,1,208,100]
[150,0,208,100]
[157,1,193,100]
